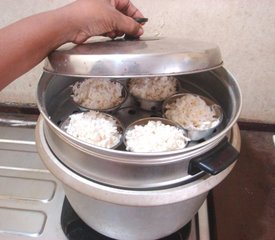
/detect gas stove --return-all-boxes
[0,123,210,240]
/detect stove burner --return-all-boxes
[61,197,191,240]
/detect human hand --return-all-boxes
[0,0,145,90]
[61,0,145,44]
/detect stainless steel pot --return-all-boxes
[35,119,241,240]
[35,37,242,239]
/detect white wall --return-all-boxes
[0,0,274,123]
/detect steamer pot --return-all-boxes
[35,119,241,240]
[36,37,242,239]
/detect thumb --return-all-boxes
[114,13,144,37]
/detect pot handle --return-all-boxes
[188,137,239,175]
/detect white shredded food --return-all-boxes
[72,78,124,109]
[64,111,121,149]
[125,120,188,152]
[128,76,178,100]
[165,94,219,130]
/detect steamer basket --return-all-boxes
[37,67,241,189]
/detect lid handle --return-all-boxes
[124,18,148,40]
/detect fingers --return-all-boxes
[114,13,144,37]
[112,0,145,38]
[114,0,144,18]
[67,0,145,41]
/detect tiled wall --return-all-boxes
[0,0,274,123]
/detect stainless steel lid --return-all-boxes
[44,37,223,77]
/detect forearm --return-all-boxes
[0,0,144,91]
[0,8,72,90]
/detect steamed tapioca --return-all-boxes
[164,94,221,130]
[128,76,178,101]
[72,78,125,110]
[64,111,122,149]
[124,118,189,152]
